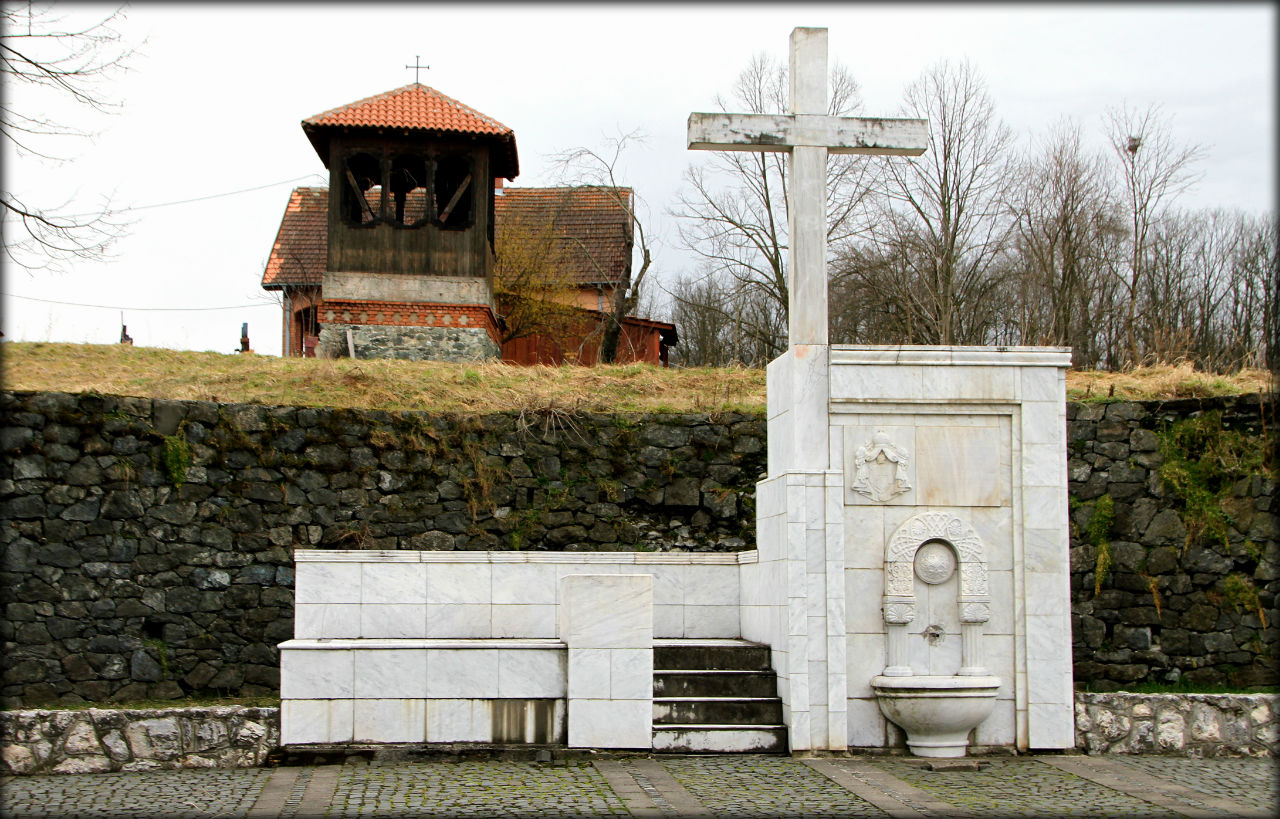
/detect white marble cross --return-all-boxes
[687,27,929,348]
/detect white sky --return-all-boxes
[3,2,1274,355]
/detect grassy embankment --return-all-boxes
[4,342,1274,412]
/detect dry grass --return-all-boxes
[3,342,1271,413]
[1065,363,1274,402]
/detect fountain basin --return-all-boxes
[872,675,1000,758]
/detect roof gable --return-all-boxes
[301,84,519,178]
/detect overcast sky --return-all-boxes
[3,2,1274,355]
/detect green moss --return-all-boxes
[1157,411,1273,549]
[1088,494,1115,596]
[160,435,192,488]
[1222,573,1267,627]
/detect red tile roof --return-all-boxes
[261,187,328,289]
[495,187,633,287]
[260,185,633,290]
[301,84,518,178]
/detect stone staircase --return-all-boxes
[651,639,787,753]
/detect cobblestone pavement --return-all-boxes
[1108,756,1279,815]
[1,755,1276,818]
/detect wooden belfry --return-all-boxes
[300,84,520,361]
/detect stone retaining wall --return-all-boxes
[1,390,1274,706]
[1075,692,1277,757]
[1067,395,1276,690]
[0,705,278,775]
[3,693,1274,774]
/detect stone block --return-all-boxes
[559,574,652,649]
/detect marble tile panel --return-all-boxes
[610,649,653,701]
[681,564,738,606]
[915,426,1008,507]
[361,604,427,639]
[280,649,353,699]
[1023,486,1066,530]
[653,604,684,638]
[643,565,685,607]
[361,563,426,606]
[975,698,1016,746]
[282,699,353,745]
[567,648,611,699]
[560,574,652,649]
[846,696,887,748]
[1025,572,1069,617]
[683,605,741,639]
[492,563,557,605]
[426,564,491,605]
[568,699,651,749]
[294,603,360,639]
[491,604,556,638]
[830,364,923,401]
[1027,702,1074,749]
[1024,527,1067,576]
[1027,660,1072,706]
[757,476,784,515]
[845,635,886,697]
[1025,613,1071,663]
[425,604,492,638]
[498,649,566,698]
[1019,367,1061,402]
[353,648,427,699]
[968,507,1013,572]
[844,506,885,569]
[1020,401,1065,447]
[986,569,1015,635]
[919,366,1015,401]
[425,649,500,698]
[844,569,883,631]
[295,561,361,605]
[1022,443,1065,489]
[426,699,491,743]
[353,699,426,743]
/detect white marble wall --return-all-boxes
[560,574,653,749]
[828,346,1073,752]
[293,551,742,641]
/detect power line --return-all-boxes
[64,174,327,218]
[4,293,278,311]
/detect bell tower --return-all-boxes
[301,83,518,361]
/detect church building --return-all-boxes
[261,83,675,365]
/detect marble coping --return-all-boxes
[280,638,564,650]
[829,346,1071,367]
[294,550,760,564]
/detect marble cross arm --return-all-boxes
[687,112,930,156]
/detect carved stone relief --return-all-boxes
[914,540,957,585]
[849,431,912,503]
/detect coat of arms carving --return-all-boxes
[850,431,912,502]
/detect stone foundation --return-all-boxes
[317,324,499,361]
[3,693,1275,775]
[1075,692,1277,757]
[0,705,278,775]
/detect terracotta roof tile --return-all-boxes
[495,187,633,286]
[261,187,327,289]
[302,84,519,178]
[303,83,513,136]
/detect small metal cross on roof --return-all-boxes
[405,55,429,84]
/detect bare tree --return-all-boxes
[1,3,136,271]
[838,58,1015,346]
[1003,118,1124,366]
[551,130,654,364]
[492,194,581,345]
[673,52,868,361]
[1103,102,1205,366]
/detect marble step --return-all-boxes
[652,724,788,754]
[653,696,784,725]
[653,641,772,671]
[653,670,778,698]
